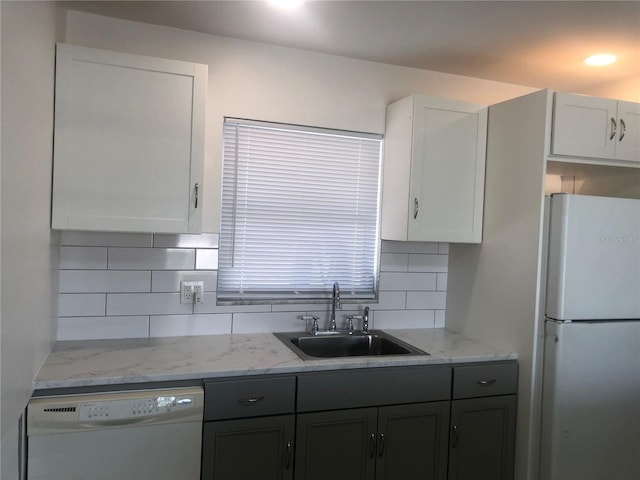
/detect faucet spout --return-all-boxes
[329,282,341,331]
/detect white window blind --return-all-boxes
[218,118,382,304]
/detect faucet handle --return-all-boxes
[346,316,354,334]
[301,315,319,335]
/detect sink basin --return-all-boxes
[275,330,428,360]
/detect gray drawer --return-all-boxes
[204,376,296,421]
[453,362,517,399]
[297,366,451,412]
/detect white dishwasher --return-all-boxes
[27,386,204,480]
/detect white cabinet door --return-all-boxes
[52,44,207,233]
[551,92,639,164]
[551,92,617,160]
[615,100,640,163]
[381,95,487,243]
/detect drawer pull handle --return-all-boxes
[369,433,376,458]
[477,379,497,387]
[238,396,265,405]
[378,433,386,457]
[452,425,458,448]
[619,118,626,141]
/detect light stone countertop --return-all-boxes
[33,328,517,391]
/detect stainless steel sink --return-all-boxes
[274,330,428,360]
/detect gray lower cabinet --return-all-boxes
[201,415,295,480]
[375,402,450,480]
[201,363,517,480]
[448,395,516,480]
[448,363,518,480]
[295,408,377,480]
[294,402,450,480]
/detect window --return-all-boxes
[218,118,382,304]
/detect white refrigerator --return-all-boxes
[540,194,640,480]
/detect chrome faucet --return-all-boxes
[329,282,341,331]
[362,306,370,334]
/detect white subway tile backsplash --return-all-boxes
[60,247,107,270]
[149,314,232,337]
[406,291,447,310]
[436,273,448,291]
[60,231,153,247]
[195,249,219,270]
[59,294,106,317]
[381,241,439,254]
[151,270,218,293]
[154,233,219,248]
[380,253,409,272]
[407,254,448,273]
[60,270,150,293]
[379,272,437,291]
[232,312,306,334]
[194,302,271,315]
[368,291,407,310]
[373,310,436,329]
[58,235,449,339]
[58,316,149,340]
[108,248,195,270]
[106,293,192,316]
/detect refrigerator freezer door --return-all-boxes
[540,320,640,480]
[546,194,640,321]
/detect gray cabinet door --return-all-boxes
[376,401,450,480]
[448,395,516,480]
[295,408,377,480]
[202,415,295,480]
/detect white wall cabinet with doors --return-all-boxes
[51,43,207,233]
[552,92,639,164]
[381,95,488,243]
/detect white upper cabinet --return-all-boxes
[381,95,488,243]
[551,92,639,164]
[52,43,207,233]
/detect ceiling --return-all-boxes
[64,0,640,92]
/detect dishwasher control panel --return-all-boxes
[79,394,196,421]
[28,387,204,434]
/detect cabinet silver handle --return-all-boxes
[194,183,199,208]
[619,118,626,141]
[285,441,292,469]
[378,433,385,457]
[237,396,264,405]
[413,198,419,219]
[477,379,497,387]
[610,117,617,140]
[452,425,458,449]
[369,433,376,458]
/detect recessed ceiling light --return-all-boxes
[267,0,304,9]
[584,54,617,66]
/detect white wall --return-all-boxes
[582,73,640,102]
[0,1,64,476]
[64,10,536,233]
